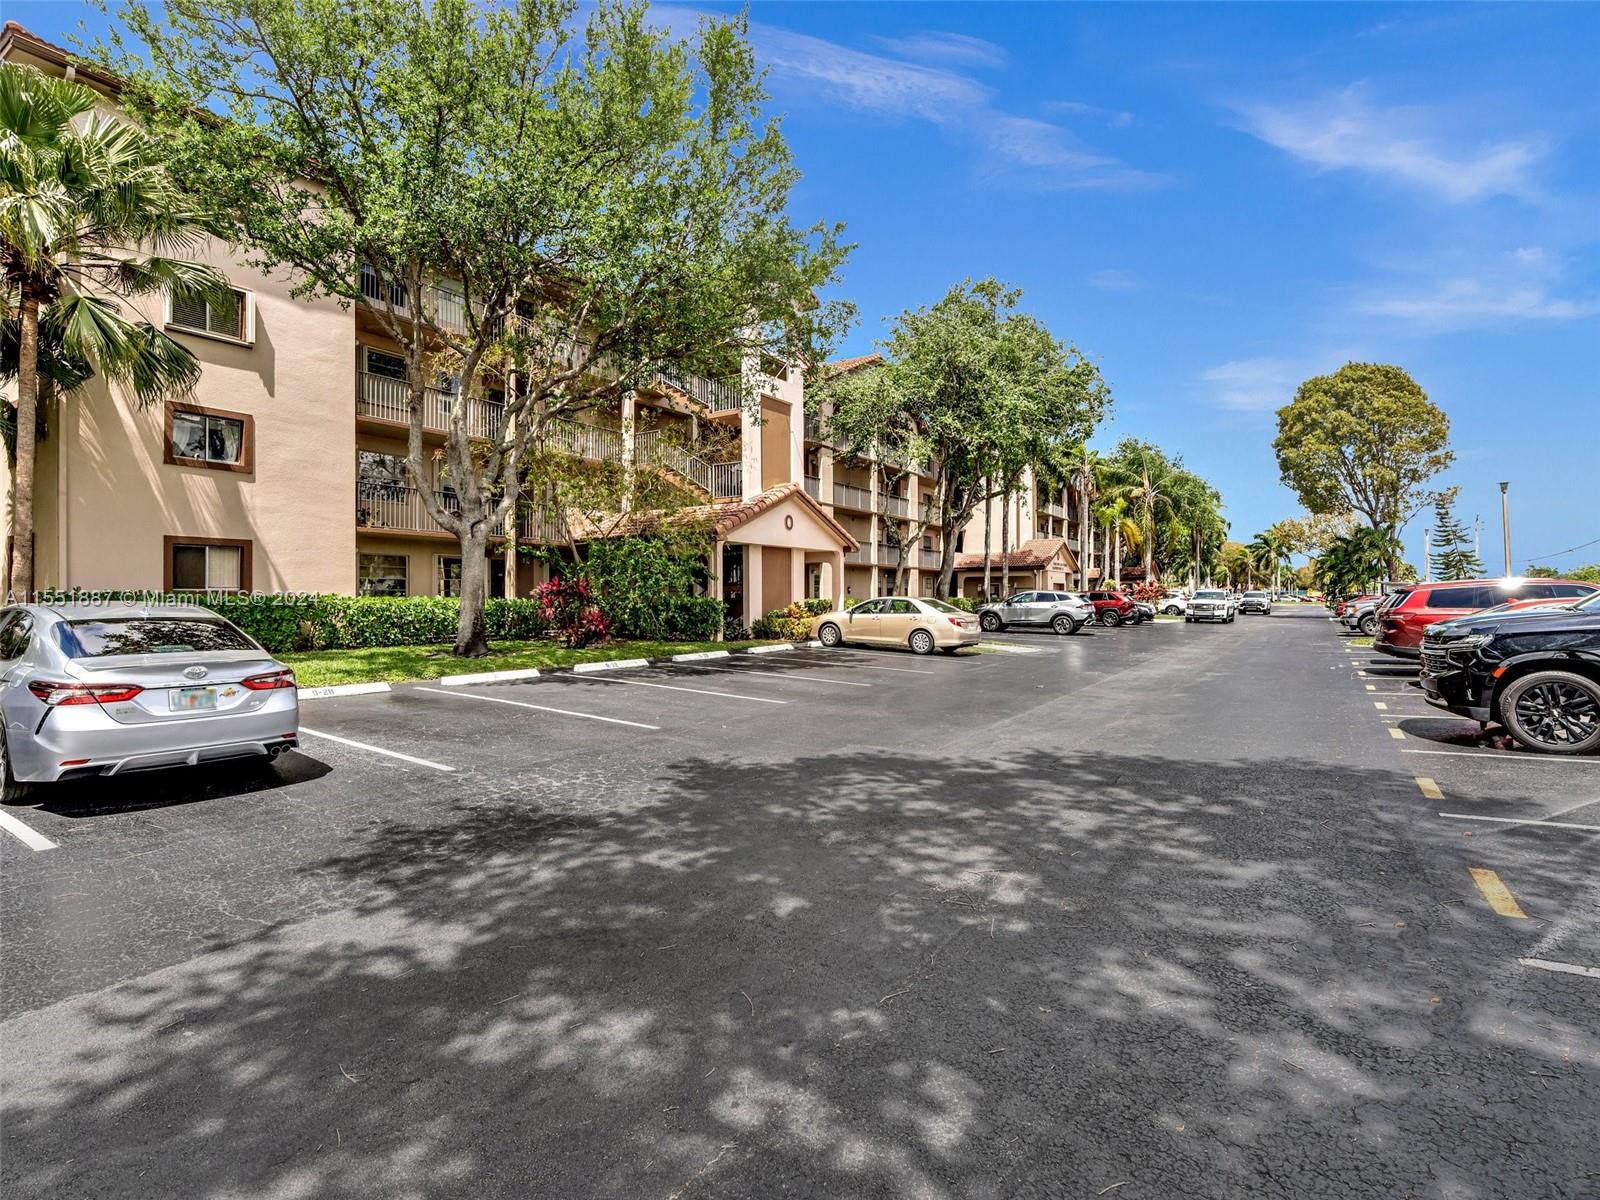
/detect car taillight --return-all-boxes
[28,681,144,706]
[242,669,297,691]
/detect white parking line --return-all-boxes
[0,810,57,852]
[1519,958,1600,980]
[415,686,660,730]
[299,727,456,772]
[1439,812,1600,833]
[772,653,934,675]
[692,665,873,688]
[1403,748,1600,765]
[581,676,787,705]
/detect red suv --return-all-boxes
[1375,578,1599,659]
[1084,590,1141,627]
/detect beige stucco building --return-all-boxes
[2,22,858,627]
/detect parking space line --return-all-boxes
[1441,812,1600,833]
[414,686,661,730]
[1468,868,1528,919]
[1415,777,1445,800]
[299,727,456,771]
[1374,702,1388,710]
[1403,748,1600,765]
[767,653,934,675]
[1519,958,1600,980]
[693,666,873,688]
[0,810,58,852]
[582,676,787,705]
[1389,728,1406,740]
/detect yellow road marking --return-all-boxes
[1416,777,1444,800]
[1374,702,1388,711]
[1389,728,1405,740]
[1469,868,1528,919]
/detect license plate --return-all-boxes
[170,686,217,712]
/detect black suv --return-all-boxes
[1419,592,1600,755]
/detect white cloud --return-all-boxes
[873,31,1008,70]
[1200,358,1308,413]
[1048,100,1136,129]
[1234,85,1545,203]
[1359,280,1598,326]
[649,5,1161,191]
[1088,269,1139,292]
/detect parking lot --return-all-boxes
[2,608,1594,1199]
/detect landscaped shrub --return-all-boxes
[940,595,977,612]
[750,603,814,640]
[568,536,724,641]
[537,577,610,648]
[221,595,551,653]
[1129,581,1168,603]
[798,597,833,616]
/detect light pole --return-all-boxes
[1499,482,1512,576]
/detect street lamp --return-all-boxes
[1499,482,1512,576]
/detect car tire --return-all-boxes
[1499,670,1600,755]
[1358,613,1378,637]
[1052,614,1075,635]
[818,622,842,648]
[0,730,37,806]
[908,629,936,656]
[1164,605,1182,616]
[979,612,1002,632]
[1100,610,1121,628]
[1184,616,1193,623]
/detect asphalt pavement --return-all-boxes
[1,609,1594,1199]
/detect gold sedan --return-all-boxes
[812,597,982,655]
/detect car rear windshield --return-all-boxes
[920,599,967,615]
[56,618,259,659]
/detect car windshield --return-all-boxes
[1573,591,1600,613]
[56,617,259,659]
[1195,590,1226,600]
[1244,592,1266,598]
[920,599,966,615]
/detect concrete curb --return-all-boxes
[671,650,731,662]
[297,682,392,701]
[745,643,798,655]
[438,667,543,687]
[572,657,652,674]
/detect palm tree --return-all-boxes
[1247,529,1291,593]
[1105,440,1179,583]
[1064,443,1100,590]
[1,62,226,598]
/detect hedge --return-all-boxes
[218,595,551,653]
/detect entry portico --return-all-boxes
[702,483,859,627]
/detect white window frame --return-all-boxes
[165,284,256,346]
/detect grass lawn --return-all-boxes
[282,638,777,688]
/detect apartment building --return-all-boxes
[2,23,857,626]
[805,353,1102,602]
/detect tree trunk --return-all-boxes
[453,524,492,656]
[1111,526,1121,587]
[982,476,992,601]
[1000,480,1012,597]
[9,292,41,602]
[1078,477,1091,591]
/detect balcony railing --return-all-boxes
[833,482,874,511]
[356,482,565,543]
[360,267,744,415]
[358,371,504,440]
[844,545,872,565]
[635,428,743,499]
[879,492,910,518]
[545,417,624,462]
[1039,498,1067,518]
[918,548,942,569]
[803,475,821,500]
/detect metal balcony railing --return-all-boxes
[358,371,504,439]
[803,475,821,500]
[833,482,874,511]
[633,428,742,498]
[879,492,910,518]
[844,545,872,565]
[355,482,565,543]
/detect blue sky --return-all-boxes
[15,1,1599,569]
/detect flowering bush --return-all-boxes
[537,577,611,648]
[751,603,814,641]
[1130,581,1168,603]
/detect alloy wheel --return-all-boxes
[819,623,841,648]
[909,630,935,655]
[980,612,1002,632]
[1511,678,1600,750]
[1100,611,1120,627]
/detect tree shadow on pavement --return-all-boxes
[3,748,1595,1199]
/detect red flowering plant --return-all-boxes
[537,576,611,648]
[1130,581,1168,603]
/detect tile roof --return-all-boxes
[819,353,884,377]
[952,537,1074,572]
[567,482,860,551]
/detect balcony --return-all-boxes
[833,482,874,511]
[359,267,744,415]
[356,483,566,543]
[358,371,504,440]
[803,475,821,500]
[918,548,942,570]
[634,428,743,499]
[844,546,872,566]
[879,492,910,518]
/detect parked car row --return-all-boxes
[1331,578,1600,755]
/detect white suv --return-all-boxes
[1186,589,1237,623]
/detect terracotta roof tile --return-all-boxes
[953,537,1073,572]
[818,353,884,377]
[567,482,860,551]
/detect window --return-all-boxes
[1550,584,1595,598]
[0,612,32,660]
[168,286,251,342]
[437,555,505,598]
[359,553,409,597]
[365,349,407,380]
[850,598,886,614]
[889,599,917,614]
[58,618,257,658]
[165,537,250,592]
[166,403,252,472]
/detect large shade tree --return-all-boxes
[0,61,225,600]
[108,0,849,654]
[1274,362,1452,579]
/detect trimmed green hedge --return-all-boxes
[222,595,550,654]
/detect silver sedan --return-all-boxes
[0,602,299,802]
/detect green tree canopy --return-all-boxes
[1274,363,1452,576]
[1428,488,1482,581]
[106,0,850,653]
